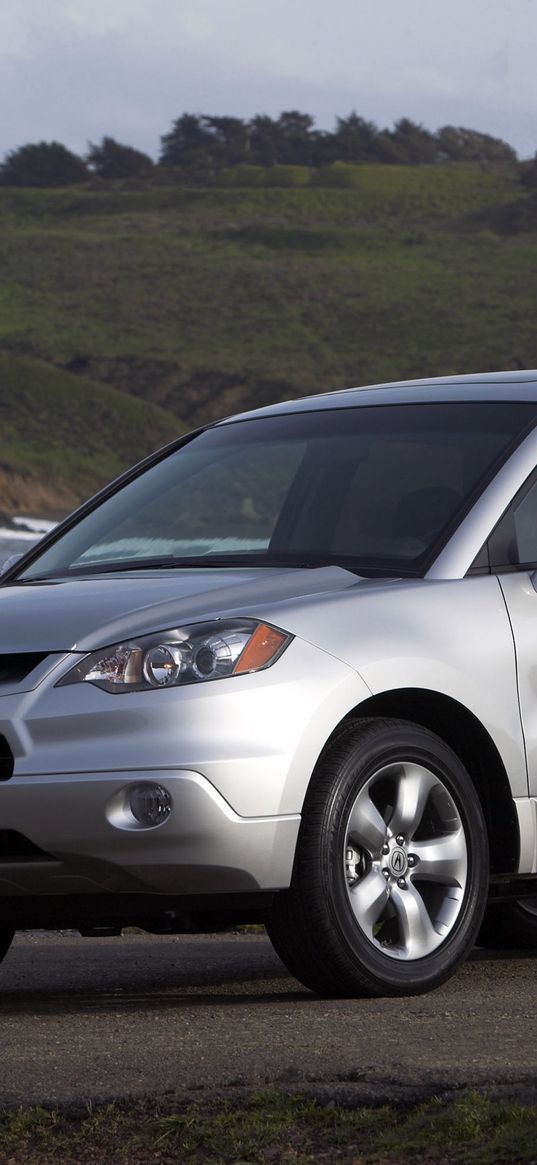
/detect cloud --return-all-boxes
[0,0,536,160]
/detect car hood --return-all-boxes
[0,565,368,653]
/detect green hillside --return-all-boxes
[1,162,537,511]
[0,353,182,514]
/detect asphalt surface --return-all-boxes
[1,932,537,1109]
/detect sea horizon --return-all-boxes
[0,516,56,569]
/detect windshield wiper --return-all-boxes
[15,554,419,583]
[16,555,182,581]
[16,554,331,581]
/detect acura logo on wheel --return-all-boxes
[390,847,407,875]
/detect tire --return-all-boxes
[478,899,537,949]
[266,718,489,997]
[0,928,14,966]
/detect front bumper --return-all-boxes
[0,636,370,901]
[0,768,300,896]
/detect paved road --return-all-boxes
[0,932,536,1108]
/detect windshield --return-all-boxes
[17,401,537,580]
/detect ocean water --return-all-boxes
[0,517,56,570]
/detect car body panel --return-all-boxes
[498,573,537,799]
[0,768,301,895]
[0,565,358,654]
[256,574,528,799]
[515,797,537,873]
[225,372,537,423]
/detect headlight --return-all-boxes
[57,619,293,693]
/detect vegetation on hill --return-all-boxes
[1,160,537,512]
[0,111,521,186]
[0,353,182,514]
[157,111,517,173]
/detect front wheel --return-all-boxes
[267,719,489,997]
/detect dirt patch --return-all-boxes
[0,467,78,517]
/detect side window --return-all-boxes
[513,480,537,563]
[489,472,537,570]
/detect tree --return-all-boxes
[159,114,214,167]
[249,115,282,166]
[435,125,517,164]
[0,141,88,186]
[378,118,437,164]
[202,117,250,166]
[157,109,520,176]
[249,111,319,166]
[332,113,379,163]
[275,111,317,165]
[86,136,154,179]
[519,153,537,188]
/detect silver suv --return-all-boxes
[2,371,537,997]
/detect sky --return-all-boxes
[1,0,536,162]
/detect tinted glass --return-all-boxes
[19,402,537,579]
[488,471,537,569]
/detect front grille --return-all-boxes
[0,735,14,781]
[0,653,48,685]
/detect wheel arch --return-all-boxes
[322,687,519,877]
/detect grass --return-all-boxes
[0,164,519,223]
[1,1089,537,1163]
[0,351,182,513]
[1,162,537,507]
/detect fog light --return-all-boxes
[128,782,172,827]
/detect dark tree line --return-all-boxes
[0,137,154,186]
[158,111,518,170]
[0,112,521,187]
